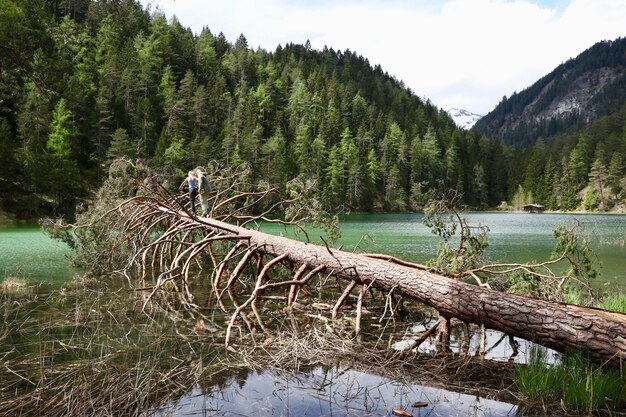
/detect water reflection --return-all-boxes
[393,320,560,365]
[157,366,520,417]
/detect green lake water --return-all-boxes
[0,224,78,285]
[262,212,626,292]
[3,213,626,291]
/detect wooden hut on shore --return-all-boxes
[523,203,544,213]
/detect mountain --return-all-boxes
[473,37,626,147]
[446,108,482,130]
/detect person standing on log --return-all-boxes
[179,171,198,214]
[194,168,211,216]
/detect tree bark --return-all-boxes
[166,208,626,365]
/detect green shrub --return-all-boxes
[582,188,600,211]
[562,286,586,305]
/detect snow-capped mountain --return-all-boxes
[447,108,483,130]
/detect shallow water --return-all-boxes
[0,224,78,285]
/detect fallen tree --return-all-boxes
[109,194,626,366]
[48,160,625,366]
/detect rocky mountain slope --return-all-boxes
[472,37,626,146]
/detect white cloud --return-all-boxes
[141,0,626,114]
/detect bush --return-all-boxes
[582,188,600,211]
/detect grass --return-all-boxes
[562,286,587,305]
[515,346,562,407]
[599,293,626,313]
[515,346,626,415]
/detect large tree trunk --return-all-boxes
[180,210,626,365]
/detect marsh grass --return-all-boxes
[599,293,626,313]
[515,346,626,415]
[0,274,34,295]
[0,275,237,416]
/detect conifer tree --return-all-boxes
[47,98,80,215]
[607,152,624,199]
[589,157,609,208]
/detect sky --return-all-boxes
[139,0,626,115]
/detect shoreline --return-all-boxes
[4,209,626,227]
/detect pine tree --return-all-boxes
[47,98,80,216]
[48,98,75,160]
[106,128,135,165]
[539,157,558,210]
[588,157,609,208]
[607,152,624,198]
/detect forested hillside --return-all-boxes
[2,0,625,221]
[1,0,518,220]
[473,37,626,147]
[471,36,626,213]
[508,103,626,212]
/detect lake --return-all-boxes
[0,223,79,285]
[2,213,626,291]
[263,212,626,292]
[1,213,624,416]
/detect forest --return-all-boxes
[1,0,625,220]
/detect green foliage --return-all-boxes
[4,0,626,220]
[552,224,598,287]
[515,346,562,405]
[506,223,598,302]
[0,120,22,212]
[582,187,600,211]
[46,98,81,216]
[42,158,155,274]
[562,286,586,305]
[47,98,75,160]
[515,347,626,415]
[106,128,136,164]
[511,184,533,211]
[423,191,489,275]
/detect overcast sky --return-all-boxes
[139,0,626,115]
